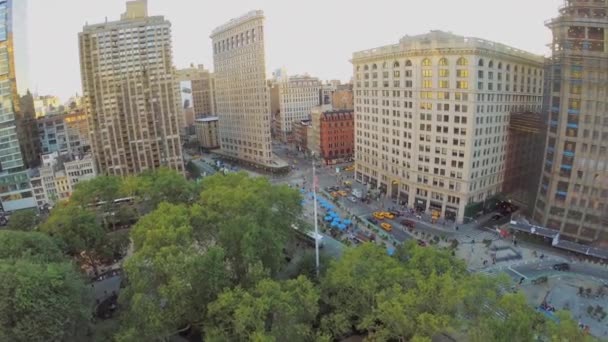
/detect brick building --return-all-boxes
[314,109,354,164]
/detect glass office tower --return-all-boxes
[0,0,36,211]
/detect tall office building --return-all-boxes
[270,72,321,142]
[534,0,608,243]
[78,0,183,176]
[0,0,37,211]
[352,31,544,223]
[211,10,275,168]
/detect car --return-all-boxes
[344,165,355,172]
[373,211,385,220]
[331,192,339,198]
[417,239,427,247]
[491,214,503,221]
[327,186,339,192]
[552,263,570,271]
[383,212,395,220]
[337,190,348,197]
[380,222,392,232]
[401,219,415,228]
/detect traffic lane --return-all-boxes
[514,260,608,282]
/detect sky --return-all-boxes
[26,0,563,101]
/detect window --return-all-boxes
[457,81,468,89]
[439,69,449,77]
[456,57,468,66]
[393,61,400,68]
[423,69,432,77]
[422,80,432,88]
[439,80,449,88]
[439,58,448,66]
[405,60,412,66]
[422,58,432,66]
[457,69,469,78]
[478,58,484,67]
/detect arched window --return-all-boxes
[405,60,412,67]
[506,64,511,71]
[382,61,387,69]
[514,65,519,72]
[393,61,400,68]
[498,62,502,69]
[422,58,431,66]
[456,57,468,66]
[478,58,484,67]
[489,60,494,68]
[372,64,377,70]
[439,58,448,66]
[364,65,369,71]
[357,65,360,71]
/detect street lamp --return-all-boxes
[311,152,320,278]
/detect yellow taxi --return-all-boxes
[380,222,393,232]
[344,165,355,172]
[383,212,395,220]
[338,190,348,197]
[331,192,339,198]
[373,211,385,220]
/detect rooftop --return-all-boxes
[352,30,544,63]
[211,10,264,37]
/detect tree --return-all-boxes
[6,209,39,231]
[40,203,108,274]
[205,276,320,341]
[320,243,408,338]
[544,311,595,342]
[0,230,64,262]
[193,173,302,284]
[0,259,91,342]
[117,203,230,341]
[70,175,122,206]
[137,168,200,207]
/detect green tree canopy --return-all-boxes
[138,168,200,207]
[70,175,122,206]
[6,209,40,231]
[205,276,320,342]
[0,259,90,342]
[0,230,64,262]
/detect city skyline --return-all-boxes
[27,0,562,101]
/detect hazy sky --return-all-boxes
[27,0,562,101]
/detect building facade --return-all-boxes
[79,0,183,176]
[176,64,216,117]
[293,119,310,153]
[30,153,97,207]
[37,109,90,155]
[211,10,274,167]
[352,31,544,223]
[503,111,546,212]
[270,73,321,142]
[534,0,608,244]
[0,0,37,211]
[332,83,354,110]
[194,117,220,150]
[318,109,354,164]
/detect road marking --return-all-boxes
[508,265,528,280]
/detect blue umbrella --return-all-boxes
[343,219,352,225]
[300,189,306,194]
[326,204,334,210]
[387,247,395,256]
[338,224,347,231]
[331,221,339,228]
[324,216,332,222]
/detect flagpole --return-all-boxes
[312,153,320,278]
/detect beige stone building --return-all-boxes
[78,0,183,176]
[176,64,216,117]
[211,10,276,168]
[270,73,321,142]
[352,31,544,223]
[194,117,220,150]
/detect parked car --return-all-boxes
[383,212,395,220]
[552,263,570,271]
[337,190,348,197]
[380,223,393,232]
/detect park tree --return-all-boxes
[0,259,90,342]
[70,175,122,206]
[6,209,40,231]
[544,310,596,342]
[320,243,408,338]
[205,276,321,341]
[137,168,200,207]
[193,173,302,284]
[40,203,109,275]
[117,203,230,341]
[0,230,64,262]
